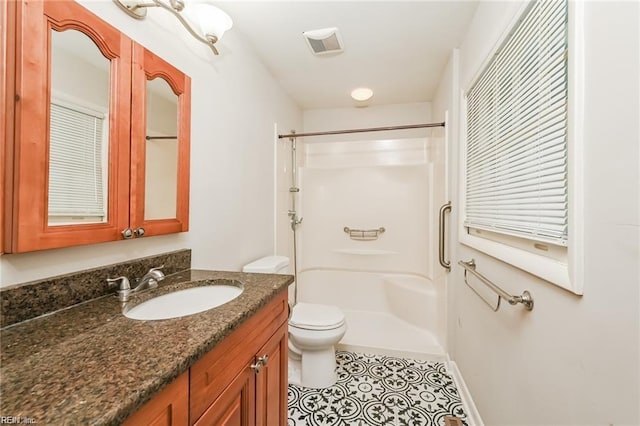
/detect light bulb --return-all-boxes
[351,87,374,102]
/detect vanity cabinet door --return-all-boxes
[130,44,190,237]
[189,291,288,425]
[9,0,131,252]
[194,363,256,426]
[255,323,288,426]
[123,372,189,426]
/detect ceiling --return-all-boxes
[219,1,478,110]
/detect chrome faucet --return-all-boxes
[107,276,133,302]
[107,266,165,302]
[138,265,165,289]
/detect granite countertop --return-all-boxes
[0,269,293,425]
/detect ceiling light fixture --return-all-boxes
[351,87,374,102]
[113,0,232,55]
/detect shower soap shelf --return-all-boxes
[343,227,385,241]
[333,249,396,255]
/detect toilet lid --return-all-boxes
[289,303,345,330]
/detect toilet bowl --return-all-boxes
[242,256,347,389]
[288,302,346,388]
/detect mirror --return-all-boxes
[144,77,179,220]
[48,29,110,226]
[9,0,190,253]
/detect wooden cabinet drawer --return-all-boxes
[189,291,288,423]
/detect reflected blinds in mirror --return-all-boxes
[48,100,107,223]
[48,27,111,226]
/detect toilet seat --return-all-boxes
[289,303,345,331]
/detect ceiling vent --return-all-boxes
[303,27,344,56]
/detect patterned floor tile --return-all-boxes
[288,351,467,426]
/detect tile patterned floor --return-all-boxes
[288,351,468,426]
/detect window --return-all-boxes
[48,98,108,224]
[461,0,580,292]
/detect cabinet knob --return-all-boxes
[134,227,145,238]
[258,354,269,366]
[251,354,269,374]
[121,228,134,239]
[251,361,263,374]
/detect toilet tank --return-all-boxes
[242,256,290,274]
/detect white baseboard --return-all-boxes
[448,360,484,426]
[336,343,448,362]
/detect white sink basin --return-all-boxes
[124,284,243,320]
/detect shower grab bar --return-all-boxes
[344,227,385,241]
[458,259,534,311]
[438,202,452,272]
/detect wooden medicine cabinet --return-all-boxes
[3,0,190,253]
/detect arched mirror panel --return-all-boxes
[48,28,111,227]
[130,45,190,237]
[10,0,131,252]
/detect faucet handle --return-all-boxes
[107,276,131,291]
[148,265,165,281]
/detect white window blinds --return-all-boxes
[48,101,106,219]
[465,0,568,246]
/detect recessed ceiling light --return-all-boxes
[351,87,373,101]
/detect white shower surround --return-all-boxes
[294,136,447,359]
[297,269,445,358]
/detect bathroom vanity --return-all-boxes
[125,287,288,425]
[0,269,292,425]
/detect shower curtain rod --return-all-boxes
[277,121,445,139]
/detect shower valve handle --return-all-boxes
[290,215,303,230]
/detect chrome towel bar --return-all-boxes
[458,259,534,311]
[344,227,385,241]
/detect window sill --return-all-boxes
[459,231,580,295]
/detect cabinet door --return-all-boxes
[190,291,288,422]
[130,43,190,237]
[10,0,131,252]
[123,372,189,426]
[255,323,288,426]
[194,363,256,426]
[0,0,15,254]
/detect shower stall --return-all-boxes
[277,122,448,360]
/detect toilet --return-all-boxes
[242,256,347,389]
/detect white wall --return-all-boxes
[303,102,432,143]
[1,1,301,287]
[434,1,640,424]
